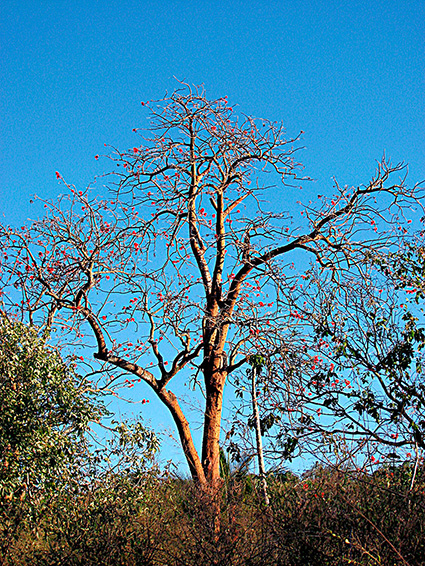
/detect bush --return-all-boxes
[0,315,103,561]
[4,464,424,565]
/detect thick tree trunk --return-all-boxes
[201,365,226,483]
[201,373,225,543]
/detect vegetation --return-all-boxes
[1,462,424,565]
[0,86,424,562]
[0,315,158,563]
[1,85,424,488]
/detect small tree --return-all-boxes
[230,256,425,471]
[0,313,103,558]
[0,85,422,486]
[249,355,270,504]
[0,313,103,497]
[306,265,425,462]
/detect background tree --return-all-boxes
[0,312,160,562]
[0,85,423,486]
[0,313,102,498]
[230,258,425,473]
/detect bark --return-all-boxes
[201,360,227,483]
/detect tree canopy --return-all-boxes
[0,313,102,501]
[1,85,424,485]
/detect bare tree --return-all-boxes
[0,85,422,486]
[230,257,425,471]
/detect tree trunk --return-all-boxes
[201,367,226,484]
[252,366,270,505]
[201,370,225,544]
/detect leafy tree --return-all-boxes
[0,85,423,486]
[0,313,160,561]
[0,313,104,559]
[308,269,425,460]
[0,313,102,499]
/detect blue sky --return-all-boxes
[1,0,424,471]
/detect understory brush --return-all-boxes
[2,464,424,566]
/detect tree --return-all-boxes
[249,355,270,504]
[0,312,161,562]
[0,313,103,558]
[0,313,103,500]
[0,85,423,486]
[306,264,425,462]
[230,259,425,472]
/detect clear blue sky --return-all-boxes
[1,0,424,470]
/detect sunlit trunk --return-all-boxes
[201,365,226,483]
[158,388,207,485]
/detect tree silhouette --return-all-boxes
[1,85,423,485]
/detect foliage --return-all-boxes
[0,314,104,559]
[381,235,425,304]
[0,314,103,497]
[90,418,160,476]
[229,256,425,471]
[0,314,160,563]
